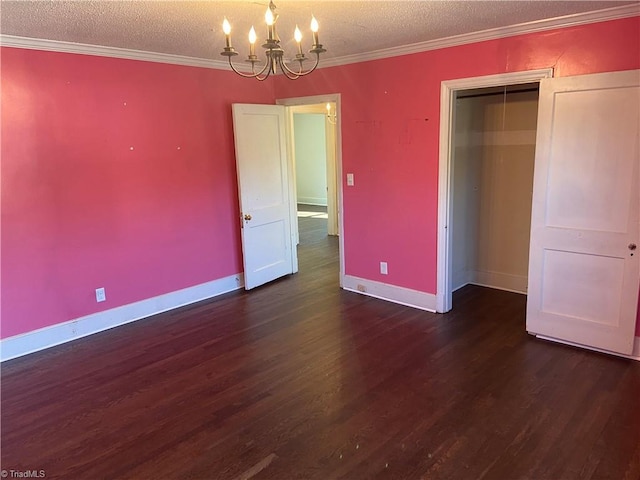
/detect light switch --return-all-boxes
[347,173,354,186]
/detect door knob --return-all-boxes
[244,214,252,221]
[629,243,637,251]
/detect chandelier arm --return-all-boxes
[278,57,302,79]
[227,56,271,79]
[278,58,301,80]
[255,71,271,82]
[279,52,321,78]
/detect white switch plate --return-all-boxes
[96,287,106,302]
[347,173,354,186]
[380,262,388,275]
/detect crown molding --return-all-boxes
[320,4,640,69]
[1,4,638,71]
[0,35,232,71]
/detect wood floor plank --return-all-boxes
[2,216,639,479]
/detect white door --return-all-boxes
[232,104,297,290]
[527,70,639,355]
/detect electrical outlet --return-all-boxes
[96,287,106,303]
[380,262,388,275]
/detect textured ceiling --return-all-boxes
[0,1,636,62]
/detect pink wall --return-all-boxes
[274,17,640,334]
[1,48,274,338]
[2,16,639,341]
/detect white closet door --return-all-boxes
[527,70,639,355]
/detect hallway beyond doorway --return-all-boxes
[297,203,328,246]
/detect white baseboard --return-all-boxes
[297,197,327,207]
[452,269,473,292]
[342,275,437,312]
[1,273,244,362]
[534,334,640,362]
[452,270,527,294]
[452,281,471,293]
[471,270,527,294]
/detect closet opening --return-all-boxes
[449,83,540,304]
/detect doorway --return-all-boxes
[451,84,539,297]
[277,94,345,284]
[289,103,337,245]
[436,69,553,313]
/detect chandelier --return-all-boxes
[220,1,326,81]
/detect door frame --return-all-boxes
[436,69,554,313]
[276,93,345,286]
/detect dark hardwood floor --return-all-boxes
[2,214,639,479]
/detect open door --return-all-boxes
[232,104,297,290]
[527,70,639,355]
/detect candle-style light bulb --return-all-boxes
[223,18,233,48]
[265,7,275,40]
[294,25,303,55]
[265,7,274,26]
[249,26,257,56]
[310,16,319,45]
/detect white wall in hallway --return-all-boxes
[294,113,327,206]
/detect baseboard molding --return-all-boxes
[471,270,528,294]
[1,273,244,362]
[534,334,640,362]
[453,270,527,294]
[297,198,328,207]
[452,281,471,293]
[342,275,437,312]
[452,269,473,292]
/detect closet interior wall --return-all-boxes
[452,88,539,294]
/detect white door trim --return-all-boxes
[436,69,554,313]
[325,104,339,237]
[276,93,344,286]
